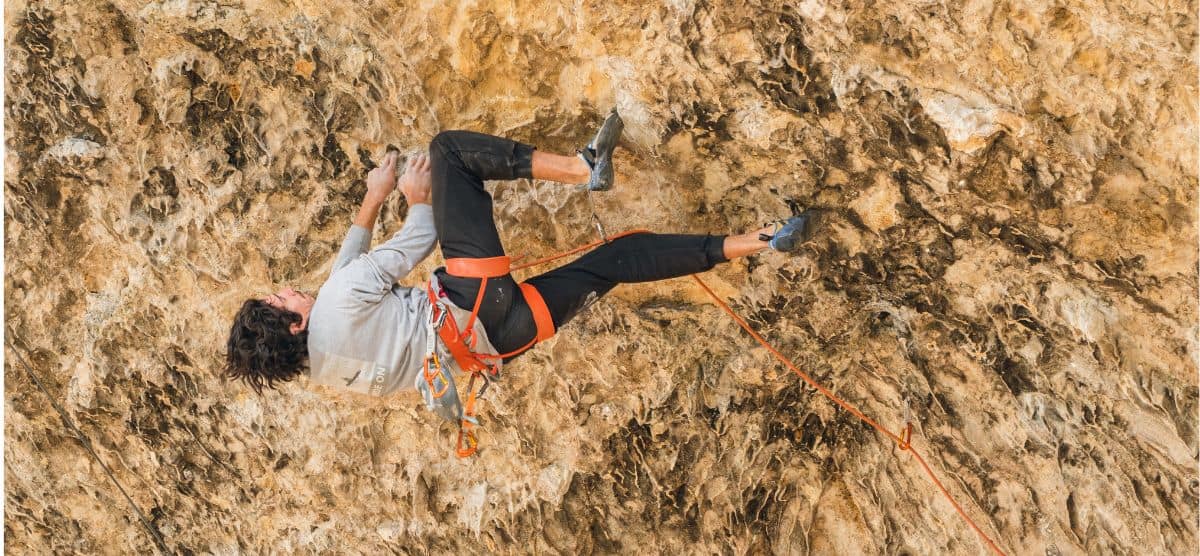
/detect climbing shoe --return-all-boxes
[764,208,831,252]
[578,108,623,191]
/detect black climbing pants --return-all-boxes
[430,130,729,359]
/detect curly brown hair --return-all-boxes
[224,299,309,394]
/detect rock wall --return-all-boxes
[5,0,1197,553]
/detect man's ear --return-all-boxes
[289,321,305,335]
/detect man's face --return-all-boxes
[262,287,315,334]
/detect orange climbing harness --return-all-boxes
[423,261,545,458]
[423,229,1006,555]
[422,230,651,457]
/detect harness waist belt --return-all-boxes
[446,256,511,278]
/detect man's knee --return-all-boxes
[430,130,471,157]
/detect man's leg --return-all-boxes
[520,226,775,333]
[428,130,592,352]
[431,130,534,259]
[430,130,592,258]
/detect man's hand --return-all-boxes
[398,153,432,205]
[365,151,399,204]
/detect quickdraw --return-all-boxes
[421,308,450,398]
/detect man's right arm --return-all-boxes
[330,199,383,273]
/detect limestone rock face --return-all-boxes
[5,0,1197,553]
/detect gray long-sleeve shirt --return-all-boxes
[305,204,497,402]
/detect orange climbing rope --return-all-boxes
[689,276,1006,556]
[503,229,1007,556]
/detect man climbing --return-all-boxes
[224,109,827,451]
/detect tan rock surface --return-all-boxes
[5,0,1197,553]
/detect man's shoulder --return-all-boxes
[314,271,431,312]
[328,252,369,279]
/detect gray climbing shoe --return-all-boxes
[765,208,831,252]
[578,108,623,191]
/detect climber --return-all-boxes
[223,109,827,425]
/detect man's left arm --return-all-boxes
[365,203,436,284]
[329,202,378,273]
